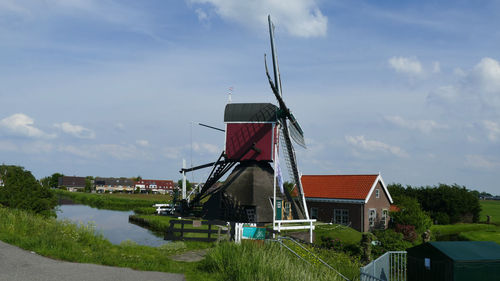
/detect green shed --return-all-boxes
[407,241,500,281]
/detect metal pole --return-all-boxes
[273,140,277,237]
[182,159,187,200]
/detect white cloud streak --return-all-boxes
[345,135,409,158]
[54,122,95,139]
[384,116,448,134]
[428,57,500,111]
[483,120,500,142]
[136,140,149,147]
[188,0,328,37]
[0,113,55,139]
[388,56,423,76]
[465,155,499,170]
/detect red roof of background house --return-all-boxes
[389,205,400,212]
[301,174,380,200]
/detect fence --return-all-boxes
[360,251,407,281]
[164,219,229,242]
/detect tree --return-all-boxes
[388,183,482,224]
[84,176,94,193]
[0,165,57,217]
[390,196,432,235]
[49,172,64,188]
[177,179,193,192]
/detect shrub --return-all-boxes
[372,229,412,257]
[390,196,432,234]
[434,212,450,225]
[320,236,343,250]
[0,165,57,217]
[395,224,417,242]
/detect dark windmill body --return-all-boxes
[181,16,315,236]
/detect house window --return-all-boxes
[381,209,388,226]
[310,207,318,219]
[369,209,376,227]
[333,209,349,225]
[376,189,380,198]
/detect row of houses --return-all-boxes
[58,176,175,194]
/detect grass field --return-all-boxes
[480,200,500,224]
[429,200,500,245]
[53,189,171,210]
[314,223,362,246]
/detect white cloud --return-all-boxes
[345,135,409,158]
[482,120,500,142]
[192,142,220,155]
[58,143,152,160]
[432,61,441,73]
[0,113,55,139]
[384,115,447,134]
[163,146,183,160]
[388,56,423,76]
[195,8,209,22]
[188,0,328,37]
[136,139,149,147]
[428,57,500,110]
[54,122,95,139]
[465,154,499,169]
[58,145,96,159]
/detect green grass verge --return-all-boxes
[314,223,363,246]
[430,223,500,245]
[201,241,357,281]
[53,189,170,211]
[480,200,500,224]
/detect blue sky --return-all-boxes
[1,0,499,194]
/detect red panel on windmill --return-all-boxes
[224,103,278,162]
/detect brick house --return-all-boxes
[58,176,86,192]
[135,179,175,194]
[301,174,393,232]
[95,177,135,193]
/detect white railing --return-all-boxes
[360,251,407,281]
[274,219,316,243]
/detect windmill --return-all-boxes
[180,15,310,223]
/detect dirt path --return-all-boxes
[0,240,185,281]
[170,249,209,262]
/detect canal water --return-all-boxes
[56,204,167,247]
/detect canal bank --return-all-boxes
[57,204,166,247]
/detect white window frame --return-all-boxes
[369,208,377,227]
[375,189,380,198]
[333,209,349,225]
[381,209,388,226]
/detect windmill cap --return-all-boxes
[224,103,278,122]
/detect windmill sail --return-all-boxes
[266,15,309,220]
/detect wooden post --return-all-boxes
[181,222,185,239]
[208,224,212,240]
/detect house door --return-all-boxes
[275,200,282,220]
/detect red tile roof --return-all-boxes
[301,174,379,200]
[390,205,400,212]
